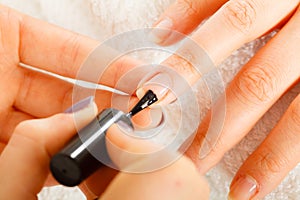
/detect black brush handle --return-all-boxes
[50,108,133,187]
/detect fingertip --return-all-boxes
[149,17,174,45]
[149,17,188,46]
[131,106,163,129]
[149,0,207,46]
[229,174,258,200]
[67,98,99,130]
[136,72,177,105]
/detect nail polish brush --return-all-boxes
[50,90,158,187]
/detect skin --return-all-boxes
[146,0,300,199]
[0,5,209,200]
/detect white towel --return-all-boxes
[0,0,298,199]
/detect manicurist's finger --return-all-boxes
[186,7,300,173]
[0,99,97,199]
[19,10,150,87]
[229,94,300,200]
[17,8,99,78]
[14,56,154,117]
[13,69,161,133]
[150,0,227,45]
[0,4,147,89]
[0,110,33,153]
[13,67,113,118]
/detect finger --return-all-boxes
[99,125,209,200]
[0,110,33,152]
[14,54,155,118]
[152,0,299,63]
[78,97,163,199]
[229,94,300,200]
[1,4,144,88]
[150,0,227,45]
[76,115,186,199]
[191,0,299,64]
[19,8,150,87]
[139,0,299,103]
[14,68,74,117]
[186,7,300,173]
[18,9,99,79]
[0,101,97,199]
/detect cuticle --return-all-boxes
[231,174,260,199]
[137,71,162,89]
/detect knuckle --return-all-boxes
[14,120,35,135]
[253,146,289,174]
[221,0,257,35]
[14,120,51,158]
[60,33,81,76]
[177,0,200,17]
[233,62,278,105]
[164,54,199,80]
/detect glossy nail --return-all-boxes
[229,175,258,200]
[64,96,95,113]
[136,73,173,104]
[149,18,173,44]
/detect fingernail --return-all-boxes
[149,18,173,44]
[65,96,98,130]
[229,175,258,200]
[117,120,134,134]
[136,73,173,104]
[132,107,164,131]
[64,96,95,113]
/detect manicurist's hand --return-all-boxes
[0,97,98,199]
[0,98,209,200]
[0,2,134,191]
[0,1,143,174]
[138,1,300,199]
[0,4,209,200]
[0,2,143,140]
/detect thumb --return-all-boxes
[0,98,97,199]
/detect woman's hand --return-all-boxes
[138,1,300,199]
[0,98,209,200]
[0,5,209,199]
[0,3,134,197]
[0,3,144,161]
[0,96,98,199]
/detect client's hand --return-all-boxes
[0,98,209,200]
[138,1,300,199]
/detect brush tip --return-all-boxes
[128,90,158,117]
